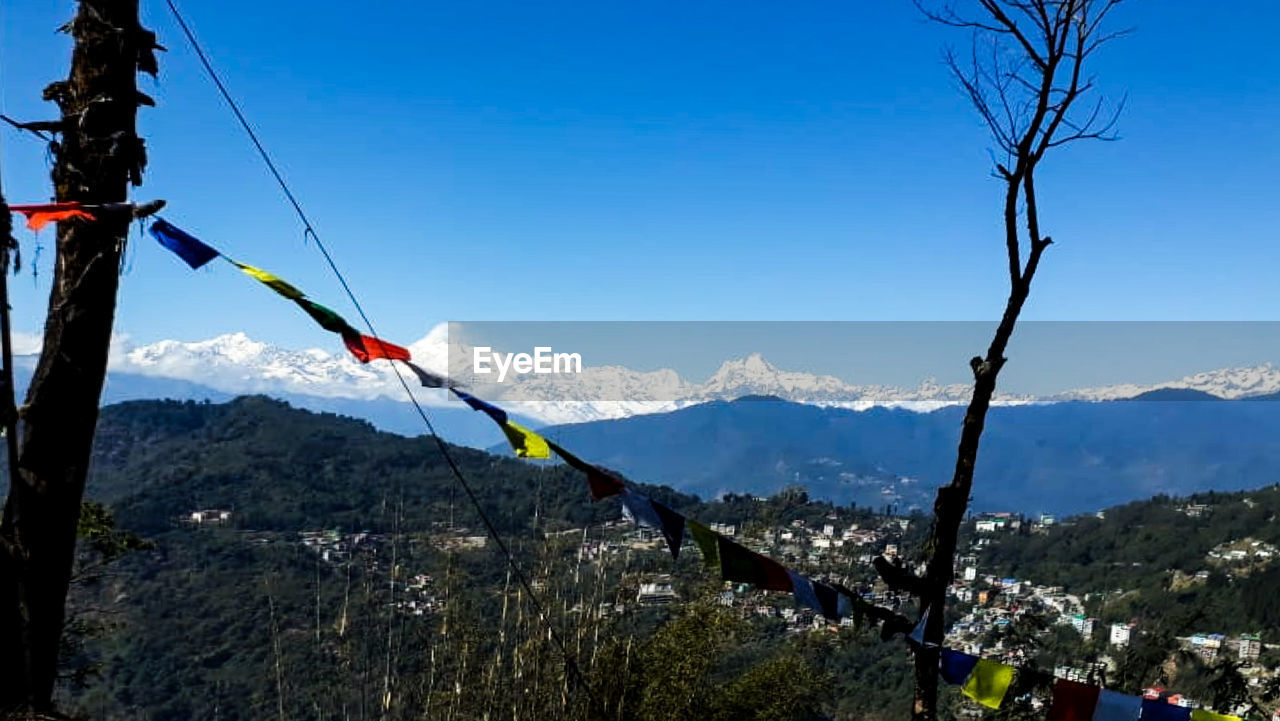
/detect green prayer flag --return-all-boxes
[687,520,719,568]
[294,298,356,335]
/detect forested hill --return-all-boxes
[80,396,698,536]
[981,485,1280,636]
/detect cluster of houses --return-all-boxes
[941,509,1277,716]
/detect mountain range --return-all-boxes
[13,329,1280,516]
[40,326,1280,429]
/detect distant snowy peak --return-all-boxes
[698,353,852,399]
[120,332,402,401]
[1060,363,1280,401]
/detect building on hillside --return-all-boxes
[188,509,232,525]
[1239,633,1262,662]
[975,518,1007,533]
[1070,614,1096,637]
[1189,633,1224,661]
[1111,623,1136,647]
[963,566,978,581]
[637,579,678,605]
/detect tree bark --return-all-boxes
[0,1,148,713]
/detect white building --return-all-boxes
[1070,614,1096,637]
[1111,623,1136,647]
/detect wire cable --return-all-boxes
[161,0,602,712]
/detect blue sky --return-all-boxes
[2,1,1279,358]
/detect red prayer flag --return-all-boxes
[342,332,411,363]
[9,202,96,231]
[1047,679,1101,721]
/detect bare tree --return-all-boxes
[0,1,157,715]
[868,2,1129,719]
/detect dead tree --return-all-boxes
[869,2,1129,719]
[0,1,157,715]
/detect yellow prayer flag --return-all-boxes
[961,659,1014,709]
[1191,710,1240,721]
[500,421,550,459]
[233,261,305,300]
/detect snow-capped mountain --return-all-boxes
[119,332,408,401]
[85,326,1280,428]
[1056,363,1280,401]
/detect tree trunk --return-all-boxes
[909,264,1043,721]
[0,0,147,712]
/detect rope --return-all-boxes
[161,0,602,711]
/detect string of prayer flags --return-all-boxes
[716,535,794,592]
[1140,700,1191,721]
[149,218,441,387]
[1048,680,1102,721]
[544,440,625,501]
[961,658,1015,709]
[620,491,685,560]
[453,389,550,459]
[10,202,96,231]
[150,218,219,268]
[940,649,980,686]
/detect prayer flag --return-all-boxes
[402,361,448,388]
[1048,679,1101,721]
[295,298,356,335]
[813,582,845,621]
[908,607,932,647]
[149,218,219,269]
[233,261,306,300]
[1140,700,1191,721]
[453,389,508,423]
[1092,690,1142,721]
[687,520,719,568]
[546,441,625,501]
[961,658,1014,709]
[343,332,411,363]
[717,536,793,592]
[940,649,979,686]
[499,420,550,459]
[620,492,684,560]
[788,571,823,615]
[12,202,96,231]
[1190,710,1240,721]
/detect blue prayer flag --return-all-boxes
[940,649,979,686]
[1139,700,1191,721]
[1092,691,1143,721]
[789,571,822,614]
[452,389,508,423]
[621,492,684,560]
[149,219,220,269]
